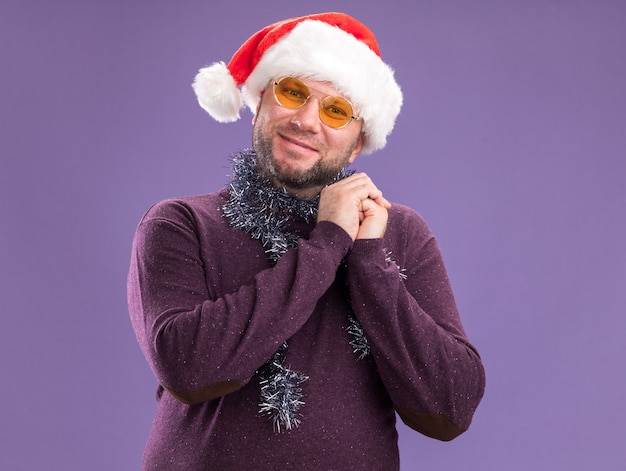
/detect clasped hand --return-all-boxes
[317,173,390,241]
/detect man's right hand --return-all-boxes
[317,173,391,241]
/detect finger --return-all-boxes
[354,174,391,209]
[340,173,391,208]
[371,194,392,209]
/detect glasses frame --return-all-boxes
[271,77,361,130]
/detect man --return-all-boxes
[128,12,485,470]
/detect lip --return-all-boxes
[278,132,318,153]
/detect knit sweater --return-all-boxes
[127,188,485,470]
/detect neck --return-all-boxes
[270,180,324,201]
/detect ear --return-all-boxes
[347,133,364,164]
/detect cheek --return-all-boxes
[252,108,274,141]
[254,109,270,127]
[328,130,361,155]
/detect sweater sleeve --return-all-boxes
[127,199,352,404]
[345,208,485,441]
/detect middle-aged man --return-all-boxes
[128,11,486,470]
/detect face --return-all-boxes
[252,77,364,198]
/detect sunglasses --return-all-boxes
[272,77,361,129]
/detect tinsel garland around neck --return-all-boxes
[222,149,354,261]
[221,149,370,432]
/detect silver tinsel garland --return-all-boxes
[257,342,308,432]
[222,150,371,432]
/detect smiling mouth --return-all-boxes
[279,133,318,153]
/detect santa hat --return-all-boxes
[192,12,403,155]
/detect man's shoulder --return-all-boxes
[140,189,228,225]
[386,201,434,240]
[388,201,427,224]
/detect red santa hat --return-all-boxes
[192,12,403,155]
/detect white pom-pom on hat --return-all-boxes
[192,62,242,123]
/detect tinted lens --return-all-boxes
[319,96,353,128]
[274,77,309,109]
[272,77,356,129]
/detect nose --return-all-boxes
[291,96,321,132]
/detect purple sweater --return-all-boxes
[128,189,485,470]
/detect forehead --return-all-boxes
[299,77,342,95]
[274,76,348,100]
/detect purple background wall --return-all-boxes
[2,1,624,469]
